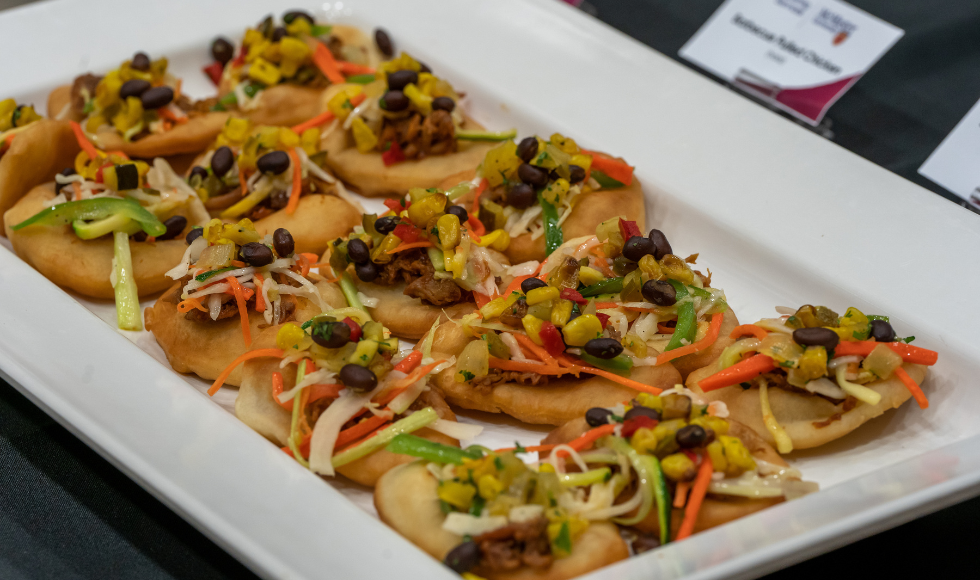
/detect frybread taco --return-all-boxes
[4,126,208,329]
[146,220,336,386]
[206,11,384,128]
[48,51,227,158]
[0,102,79,218]
[319,52,504,197]
[442,132,646,263]
[327,187,512,339]
[687,305,937,452]
[232,316,468,487]
[186,116,360,255]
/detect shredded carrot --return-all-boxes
[581,150,634,186]
[272,372,292,410]
[2,133,16,149]
[312,43,345,84]
[698,354,776,392]
[176,297,208,313]
[673,481,691,508]
[337,61,375,75]
[231,260,247,268]
[69,121,100,161]
[335,414,391,449]
[296,252,318,277]
[157,106,187,125]
[676,455,714,540]
[308,383,345,403]
[253,273,265,312]
[558,424,617,456]
[291,111,335,134]
[894,367,929,409]
[466,216,486,238]
[494,444,556,454]
[105,150,130,160]
[335,422,390,453]
[470,177,487,216]
[473,292,494,309]
[572,363,664,395]
[730,324,768,340]
[513,333,557,366]
[393,351,423,374]
[657,323,675,334]
[504,275,531,297]
[208,348,285,396]
[386,240,434,254]
[594,302,620,310]
[285,149,303,215]
[375,360,448,406]
[834,341,938,366]
[656,312,724,365]
[226,277,252,347]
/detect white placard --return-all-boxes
[919,97,980,208]
[680,0,903,125]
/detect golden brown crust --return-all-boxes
[374,462,629,579]
[236,329,458,487]
[96,112,231,158]
[441,165,647,264]
[251,193,361,256]
[4,183,189,298]
[0,120,80,221]
[319,84,494,197]
[429,322,683,426]
[46,85,77,122]
[145,281,342,386]
[667,308,740,381]
[687,362,927,450]
[354,281,478,340]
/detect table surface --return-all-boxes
[1,0,977,578]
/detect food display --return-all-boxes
[0,7,941,580]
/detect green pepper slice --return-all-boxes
[664,280,696,352]
[210,82,263,111]
[579,277,623,297]
[539,194,562,256]
[385,433,483,465]
[12,197,166,237]
[579,352,634,375]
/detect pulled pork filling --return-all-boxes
[376,248,466,307]
[473,517,553,572]
[471,369,549,389]
[203,176,332,221]
[162,278,297,324]
[377,109,457,160]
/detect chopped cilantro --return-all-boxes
[439,499,453,515]
[469,495,485,516]
[778,360,795,368]
[494,456,504,471]
[899,335,915,343]
[514,442,527,454]
[554,522,571,553]
[301,319,314,330]
[459,370,475,381]
[867,315,890,322]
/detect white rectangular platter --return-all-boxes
[1,0,979,578]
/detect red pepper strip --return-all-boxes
[539,322,566,357]
[69,121,100,162]
[596,312,610,329]
[730,324,768,340]
[383,198,404,214]
[560,288,587,305]
[467,215,486,237]
[343,317,363,342]
[470,177,487,216]
[618,217,642,241]
[656,312,724,365]
[208,349,285,396]
[621,416,657,438]
[392,223,421,244]
[382,140,406,166]
[203,62,224,85]
[676,454,714,540]
[698,354,777,392]
[394,351,423,374]
[335,414,391,449]
[584,150,635,186]
[834,341,938,366]
[312,43,345,84]
[272,372,291,410]
[554,424,617,457]
[894,367,929,409]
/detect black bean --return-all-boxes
[54,167,76,195]
[584,338,623,359]
[623,235,656,262]
[355,260,379,282]
[792,327,840,350]
[585,407,614,427]
[517,163,548,187]
[444,541,480,574]
[507,183,536,209]
[432,96,455,112]
[381,90,409,112]
[132,231,147,242]
[569,164,586,184]
[210,146,235,178]
[516,137,539,163]
[131,52,151,71]
[387,70,418,91]
[347,238,371,264]
[211,37,234,64]
[310,320,351,349]
[119,79,151,100]
[257,150,291,175]
[189,166,209,183]
[157,215,187,241]
[374,28,394,57]
[272,26,288,42]
[273,228,294,257]
[446,205,468,223]
[870,320,896,342]
[374,216,399,234]
[268,189,289,210]
[282,10,314,24]
[675,425,707,448]
[631,533,660,555]
[648,229,672,260]
[140,86,174,110]
[240,242,274,267]
[520,277,548,294]
[339,364,377,392]
[624,405,661,422]
[641,280,676,306]
[185,227,204,245]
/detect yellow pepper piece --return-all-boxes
[300,127,321,156]
[690,415,728,436]
[350,117,378,153]
[279,127,301,148]
[562,314,603,347]
[480,293,519,320]
[402,83,432,115]
[831,306,870,342]
[95,70,122,109]
[111,96,143,133]
[719,435,757,476]
[472,229,510,251]
[407,193,447,228]
[661,453,696,481]
[787,346,828,387]
[622,333,647,358]
[246,39,271,63]
[436,213,462,251]
[276,323,311,351]
[14,105,41,127]
[477,474,505,501]
[550,133,579,154]
[279,36,310,61]
[248,57,281,86]
[526,286,559,305]
[570,153,592,173]
[538,462,556,473]
[634,393,663,413]
[285,17,312,37]
[243,29,265,47]
[482,141,521,188]
[222,117,252,143]
[379,52,422,76]
[438,481,476,510]
[660,254,695,285]
[630,427,658,455]
[327,85,363,119]
[551,299,573,328]
[0,99,16,131]
[522,315,545,345]
[541,178,570,206]
[577,266,604,287]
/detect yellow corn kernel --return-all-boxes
[630,427,658,455]
[300,127,321,155]
[407,193,447,228]
[477,474,505,501]
[475,229,510,251]
[706,440,727,474]
[548,515,588,556]
[660,254,695,285]
[638,254,663,280]
[482,141,521,188]
[436,213,462,251]
[831,306,870,342]
[402,83,433,115]
[550,133,579,154]
[788,346,828,387]
[379,53,423,76]
[279,36,310,61]
[222,117,252,143]
[538,462,556,473]
[350,117,378,153]
[541,178,570,206]
[634,393,663,413]
[261,41,282,63]
[562,314,602,347]
[246,38,271,63]
[570,153,592,173]
[652,418,685,443]
[327,86,364,119]
[622,333,647,358]
[719,435,756,476]
[551,299,573,328]
[690,415,729,437]
[522,315,545,345]
[526,286,559,305]
[438,481,476,510]
[278,127,301,148]
[95,70,122,109]
[661,453,697,482]
[285,17,312,37]
[248,57,282,86]
[243,29,264,46]
[480,293,518,320]
[276,323,310,351]
[577,266,604,287]
[111,96,143,133]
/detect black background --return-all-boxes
[1,0,978,578]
